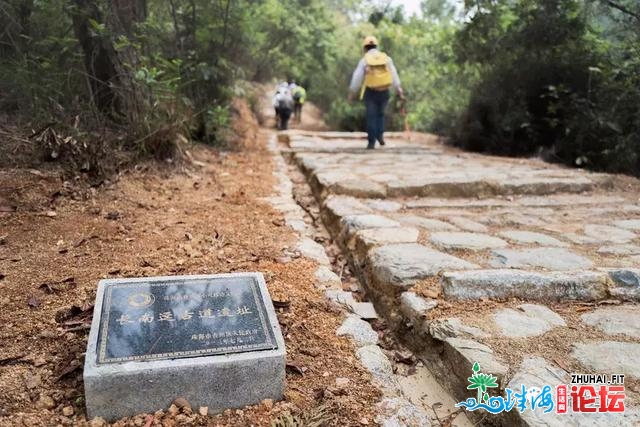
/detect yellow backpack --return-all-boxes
[363,52,392,90]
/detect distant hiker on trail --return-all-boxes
[273,83,294,130]
[292,84,306,123]
[348,35,404,150]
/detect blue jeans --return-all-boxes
[364,88,390,148]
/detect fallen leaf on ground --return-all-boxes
[55,304,93,323]
[598,299,622,305]
[285,363,306,376]
[300,348,321,357]
[0,354,27,366]
[54,358,81,381]
[140,259,155,268]
[273,300,291,309]
[105,211,121,220]
[553,357,570,372]
[394,350,416,365]
[39,283,57,294]
[172,397,191,410]
[73,235,98,247]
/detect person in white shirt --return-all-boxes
[348,36,405,149]
[273,85,294,130]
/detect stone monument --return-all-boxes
[84,273,285,421]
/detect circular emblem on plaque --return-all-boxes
[128,292,155,308]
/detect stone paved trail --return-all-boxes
[281,130,640,426]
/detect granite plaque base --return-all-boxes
[84,273,285,421]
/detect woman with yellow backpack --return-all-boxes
[292,84,306,124]
[348,36,405,149]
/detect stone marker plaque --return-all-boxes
[84,273,285,421]
[96,276,277,363]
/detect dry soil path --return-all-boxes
[0,101,387,426]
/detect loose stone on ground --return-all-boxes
[429,318,487,340]
[369,244,478,288]
[396,215,458,231]
[446,216,488,233]
[296,237,330,265]
[493,304,565,338]
[572,342,640,378]
[581,306,640,338]
[441,269,608,301]
[340,214,401,236]
[583,224,637,244]
[597,244,640,256]
[614,219,640,231]
[356,345,400,393]
[365,199,403,212]
[607,269,640,300]
[444,338,508,381]
[349,302,378,320]
[336,315,378,346]
[355,227,419,250]
[430,232,508,251]
[490,247,593,270]
[313,266,342,290]
[497,230,568,247]
[399,292,437,324]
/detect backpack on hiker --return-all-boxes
[273,90,293,111]
[292,86,306,104]
[363,51,393,90]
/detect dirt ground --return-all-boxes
[0,99,380,426]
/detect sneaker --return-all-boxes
[366,145,375,150]
[378,138,385,146]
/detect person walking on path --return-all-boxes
[273,83,294,130]
[292,84,306,123]
[348,36,404,149]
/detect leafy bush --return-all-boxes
[451,0,640,176]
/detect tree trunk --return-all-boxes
[70,0,121,114]
[107,0,149,124]
[70,0,148,120]
[111,0,147,37]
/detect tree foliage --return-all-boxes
[0,0,637,176]
[452,0,640,175]
[0,0,340,160]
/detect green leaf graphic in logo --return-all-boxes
[467,363,499,402]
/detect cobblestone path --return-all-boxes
[282,130,640,426]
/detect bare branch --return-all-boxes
[603,0,640,21]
